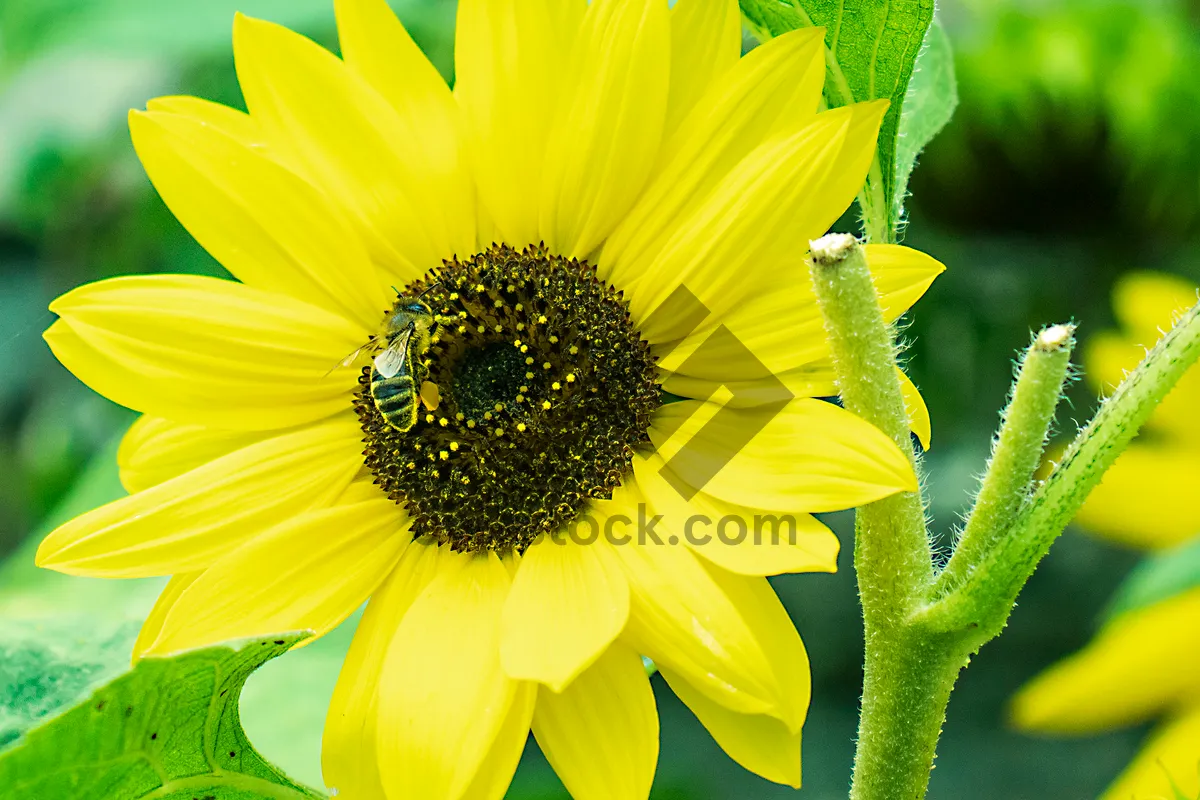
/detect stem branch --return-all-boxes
[918,299,1200,635]
[934,325,1076,597]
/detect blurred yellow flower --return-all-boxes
[33,0,943,797]
[1013,271,1200,800]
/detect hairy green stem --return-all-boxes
[809,234,931,610]
[934,325,1076,596]
[917,299,1200,635]
[810,234,947,800]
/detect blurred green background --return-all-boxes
[3,0,1198,797]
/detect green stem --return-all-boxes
[808,234,931,612]
[917,299,1200,635]
[934,325,1075,596]
[810,235,950,800]
[849,634,968,800]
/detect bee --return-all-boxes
[340,289,439,433]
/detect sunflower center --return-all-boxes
[354,244,661,554]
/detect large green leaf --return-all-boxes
[739,0,940,242]
[0,633,326,800]
[893,17,957,225]
[1104,536,1200,622]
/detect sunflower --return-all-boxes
[1012,272,1200,800]
[36,0,944,797]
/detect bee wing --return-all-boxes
[325,337,381,377]
[373,328,413,378]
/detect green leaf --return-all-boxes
[1103,536,1200,622]
[893,17,957,224]
[739,0,936,242]
[0,633,326,800]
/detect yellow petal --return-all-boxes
[654,243,944,382]
[143,497,407,656]
[610,497,792,723]
[659,665,802,787]
[897,367,933,450]
[335,0,458,144]
[145,95,263,146]
[234,14,475,282]
[118,416,271,493]
[1113,271,1198,345]
[45,275,363,430]
[539,0,670,258]
[1101,705,1200,800]
[532,642,658,800]
[627,101,888,343]
[130,109,386,330]
[501,535,629,691]
[861,243,947,320]
[322,541,455,800]
[646,398,917,513]
[672,489,840,576]
[602,26,826,285]
[457,683,538,800]
[1011,588,1200,733]
[132,572,199,662]
[454,0,586,247]
[36,415,362,577]
[377,552,534,800]
[1073,442,1200,549]
[663,0,742,138]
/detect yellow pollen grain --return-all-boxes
[457,325,466,333]
[525,357,535,365]
[494,402,504,412]
[455,412,465,421]
[516,322,525,331]
[461,476,470,485]
[549,335,559,344]
[475,283,485,292]
[494,299,503,308]
[519,385,528,393]
[494,324,503,333]
[516,394,525,403]
[552,381,562,390]
[467,419,477,428]
[542,362,552,370]
[542,400,552,410]
[449,292,459,300]
[517,422,527,432]
[439,417,449,427]
[477,325,486,333]
[494,427,504,437]
[483,411,493,421]
[439,450,449,461]
[569,345,579,355]
[525,371,534,379]
[513,339,522,347]
[538,314,547,323]
[566,373,576,383]
[425,414,435,423]
[520,345,528,353]
[450,441,460,452]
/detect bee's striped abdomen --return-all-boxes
[371,371,418,432]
